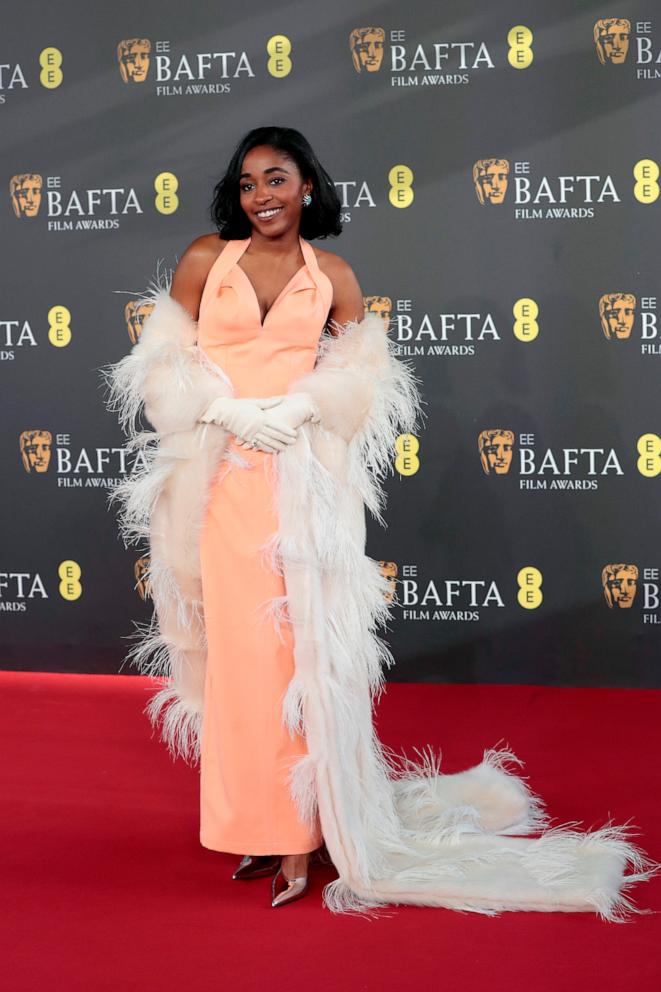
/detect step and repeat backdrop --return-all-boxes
[2,2,660,686]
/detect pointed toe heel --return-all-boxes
[232,854,281,880]
[271,865,309,907]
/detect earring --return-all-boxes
[302,192,312,207]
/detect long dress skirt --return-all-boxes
[198,438,323,855]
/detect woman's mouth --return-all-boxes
[255,206,284,221]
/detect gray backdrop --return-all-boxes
[2,1,659,686]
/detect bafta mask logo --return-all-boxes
[478,429,515,475]
[349,27,385,73]
[602,563,638,608]
[594,19,630,65]
[378,560,398,604]
[598,293,635,340]
[365,295,392,329]
[124,300,155,344]
[20,429,52,473]
[134,556,151,600]
[117,38,152,83]
[472,159,509,205]
[10,174,43,218]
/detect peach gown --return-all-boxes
[196,235,331,855]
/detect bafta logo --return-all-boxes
[349,27,385,73]
[594,19,630,65]
[124,300,155,344]
[10,174,43,218]
[602,563,638,608]
[134,556,151,600]
[472,159,509,205]
[365,295,392,328]
[598,293,635,340]
[20,429,52,473]
[117,38,151,83]
[379,561,398,604]
[478,429,515,475]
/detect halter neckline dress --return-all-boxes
[196,235,332,855]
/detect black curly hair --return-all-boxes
[209,126,342,240]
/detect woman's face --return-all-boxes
[238,145,311,234]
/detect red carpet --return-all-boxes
[2,670,660,992]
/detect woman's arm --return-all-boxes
[324,255,366,334]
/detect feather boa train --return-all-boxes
[100,264,659,920]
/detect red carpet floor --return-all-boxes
[2,670,660,992]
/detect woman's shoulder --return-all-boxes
[308,242,364,323]
[170,233,227,318]
[178,232,228,269]
[172,232,226,288]
[310,243,357,284]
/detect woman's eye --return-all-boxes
[240,177,285,192]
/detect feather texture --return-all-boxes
[100,264,660,919]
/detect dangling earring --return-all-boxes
[302,192,312,207]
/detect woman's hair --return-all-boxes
[209,126,342,240]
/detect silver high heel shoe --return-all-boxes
[271,861,309,907]
[232,854,281,880]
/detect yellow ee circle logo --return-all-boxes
[507,26,533,69]
[40,48,63,88]
[395,433,419,475]
[513,297,539,342]
[517,566,542,609]
[155,172,179,214]
[267,35,292,77]
[637,433,661,477]
[633,160,660,204]
[389,165,414,208]
[48,305,72,347]
[59,560,82,601]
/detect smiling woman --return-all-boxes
[103,125,658,918]
[182,133,371,905]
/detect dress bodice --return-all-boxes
[197,235,333,398]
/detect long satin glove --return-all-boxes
[237,392,321,449]
[198,395,298,453]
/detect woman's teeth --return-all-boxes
[257,207,283,218]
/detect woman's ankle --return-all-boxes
[281,852,310,876]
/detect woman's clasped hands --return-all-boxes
[198,392,320,454]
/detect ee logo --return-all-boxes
[267,35,292,77]
[59,560,82,601]
[637,434,661,477]
[633,160,660,204]
[507,26,533,69]
[48,305,72,347]
[517,566,542,609]
[154,173,179,214]
[395,434,420,476]
[513,297,539,342]
[389,165,414,208]
[40,47,63,88]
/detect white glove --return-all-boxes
[198,395,298,453]
[237,392,321,449]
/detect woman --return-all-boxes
[169,129,366,903]
[103,126,657,916]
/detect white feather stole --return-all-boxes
[100,268,659,921]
